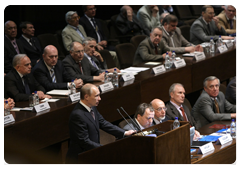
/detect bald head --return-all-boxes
[151,99,165,109]
[43,45,58,68]
[4,20,17,40]
[150,99,166,119]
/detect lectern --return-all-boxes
[78,120,191,164]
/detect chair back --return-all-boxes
[115,43,135,69]
[130,35,147,50]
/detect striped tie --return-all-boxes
[50,68,56,83]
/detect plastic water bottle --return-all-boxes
[70,80,76,94]
[210,38,215,53]
[4,101,10,116]
[112,68,118,87]
[171,51,176,67]
[173,117,180,129]
[216,35,223,47]
[104,71,109,83]
[34,91,39,105]
[165,52,171,69]
[230,119,236,138]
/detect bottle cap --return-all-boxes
[5,100,8,104]
[105,71,108,73]
[34,91,37,94]
[175,117,178,120]
[173,51,175,53]
[71,79,74,82]
[232,119,235,122]
[114,68,116,71]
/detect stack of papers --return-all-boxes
[121,67,150,75]
[46,90,69,96]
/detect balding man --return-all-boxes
[66,84,135,163]
[4,20,25,74]
[150,99,169,124]
[32,45,83,92]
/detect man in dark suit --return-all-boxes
[19,21,42,67]
[62,41,105,83]
[4,20,25,74]
[191,76,236,129]
[4,54,51,102]
[66,83,135,163]
[32,45,83,92]
[123,103,154,131]
[150,99,169,124]
[225,76,236,105]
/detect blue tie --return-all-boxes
[23,76,31,94]
[50,68,56,83]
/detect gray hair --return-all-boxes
[169,83,184,96]
[151,26,163,33]
[12,54,28,68]
[134,103,154,119]
[203,76,220,88]
[82,37,96,45]
[225,5,235,10]
[65,11,78,23]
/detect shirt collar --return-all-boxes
[202,17,209,24]
[170,100,183,110]
[225,14,236,21]
[43,60,54,71]
[5,35,16,42]
[85,14,93,21]
[22,34,31,43]
[80,100,91,112]
[69,24,78,31]
[135,118,145,130]
[16,70,24,78]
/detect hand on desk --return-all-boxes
[125,130,137,136]
[193,130,200,141]
[36,91,52,100]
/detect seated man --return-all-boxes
[190,5,234,45]
[162,14,203,53]
[217,5,236,36]
[191,76,236,129]
[62,41,105,83]
[66,83,135,163]
[123,103,154,131]
[4,54,51,102]
[32,45,83,92]
[133,26,171,65]
[115,5,150,36]
[150,99,169,124]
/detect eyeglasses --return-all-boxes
[88,7,97,11]
[155,107,167,112]
[71,16,80,21]
[72,50,84,54]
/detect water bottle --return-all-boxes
[230,119,236,138]
[34,91,39,105]
[210,38,215,53]
[4,101,10,116]
[165,52,171,69]
[216,35,223,47]
[104,71,109,83]
[173,117,180,129]
[112,68,118,87]
[70,80,76,94]
[171,51,176,67]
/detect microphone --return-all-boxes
[117,109,136,132]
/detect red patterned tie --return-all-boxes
[180,107,187,121]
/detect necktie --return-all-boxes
[207,24,211,35]
[12,41,19,54]
[180,107,188,121]
[214,98,220,113]
[155,46,158,54]
[91,58,98,69]
[22,76,31,94]
[50,68,56,83]
[90,109,95,120]
[229,19,233,29]
[91,18,103,42]
[29,38,37,50]
[78,62,84,75]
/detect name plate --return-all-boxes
[34,102,50,113]
[69,92,80,102]
[216,134,232,145]
[152,65,166,74]
[226,41,233,48]
[99,82,114,92]
[4,114,15,125]
[173,59,186,68]
[218,44,228,53]
[122,72,135,81]
[194,52,206,61]
[197,142,215,154]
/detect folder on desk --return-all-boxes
[46,90,69,96]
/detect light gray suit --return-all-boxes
[62,24,87,51]
[190,16,227,45]
[191,90,235,129]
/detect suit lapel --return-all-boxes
[12,69,25,92]
[199,18,211,35]
[169,102,184,121]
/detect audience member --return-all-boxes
[191,76,236,129]
[225,77,236,105]
[160,12,169,24]
[158,5,174,15]
[32,45,83,92]
[4,20,25,74]
[4,98,15,110]
[190,5,234,45]
[133,26,171,65]
[4,54,51,102]
[217,5,236,36]
[150,99,169,124]
[123,103,154,131]
[66,83,135,163]
[19,21,42,67]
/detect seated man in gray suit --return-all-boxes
[133,26,171,65]
[123,103,154,131]
[190,5,233,45]
[191,76,236,129]
[150,99,169,124]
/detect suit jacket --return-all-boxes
[225,76,236,105]
[4,68,45,102]
[19,36,42,66]
[190,16,227,45]
[152,116,169,125]
[32,59,73,92]
[62,24,87,51]
[137,5,161,32]
[62,54,101,83]
[217,11,236,35]
[162,26,192,53]
[66,102,125,163]
[79,15,107,43]
[122,118,141,131]
[115,13,150,36]
[191,90,236,129]
[133,37,170,65]
[4,36,25,74]
[166,102,197,128]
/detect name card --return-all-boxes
[99,82,114,92]
[216,134,232,145]
[69,92,80,102]
[152,65,166,74]
[122,72,135,81]
[226,41,233,48]
[34,102,50,113]
[217,44,228,53]
[197,142,215,154]
[172,59,186,68]
[4,114,15,125]
[194,52,206,61]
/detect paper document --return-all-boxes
[41,98,60,102]
[121,67,149,73]
[144,62,161,65]
[10,107,33,111]
[47,90,69,96]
